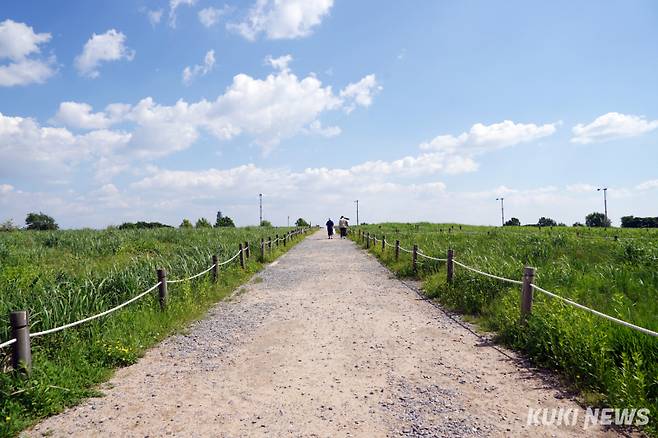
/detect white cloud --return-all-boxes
[0,184,13,195]
[182,50,216,85]
[52,101,130,130]
[566,183,597,193]
[420,120,557,153]
[307,120,341,138]
[340,74,382,113]
[0,112,87,178]
[147,9,164,26]
[75,29,135,78]
[636,179,658,191]
[198,6,228,27]
[265,54,293,72]
[0,19,55,86]
[571,112,658,144]
[169,0,197,28]
[229,0,333,40]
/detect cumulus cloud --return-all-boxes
[52,101,130,130]
[182,50,216,85]
[169,0,197,28]
[198,6,229,27]
[0,19,56,86]
[75,29,135,78]
[229,0,333,40]
[566,183,598,193]
[340,74,382,113]
[571,112,658,144]
[420,120,557,154]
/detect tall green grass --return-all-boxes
[353,223,658,434]
[0,226,307,437]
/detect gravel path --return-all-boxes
[26,231,620,437]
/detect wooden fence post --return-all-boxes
[366,233,370,248]
[245,241,250,259]
[10,310,31,374]
[283,233,287,246]
[239,243,245,269]
[157,268,167,310]
[382,235,385,251]
[412,244,418,273]
[212,255,218,282]
[268,237,272,251]
[395,240,400,261]
[447,249,454,283]
[276,234,279,247]
[260,238,265,261]
[520,267,536,323]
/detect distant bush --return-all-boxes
[215,216,235,227]
[195,218,212,228]
[537,217,557,227]
[585,212,611,228]
[621,216,658,228]
[0,219,18,232]
[260,220,273,227]
[25,212,58,230]
[572,222,584,227]
[179,219,193,228]
[118,221,172,230]
[295,218,310,227]
[504,217,520,226]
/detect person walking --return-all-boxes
[325,218,335,239]
[338,216,349,239]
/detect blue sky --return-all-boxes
[1,0,657,228]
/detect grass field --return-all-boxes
[352,223,658,434]
[0,226,307,437]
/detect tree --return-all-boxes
[119,221,171,230]
[195,218,212,228]
[260,219,272,227]
[621,215,658,228]
[537,217,557,227]
[0,219,18,231]
[503,217,520,226]
[214,211,235,227]
[295,218,309,227]
[572,222,584,227]
[585,212,611,228]
[180,219,193,228]
[25,212,58,230]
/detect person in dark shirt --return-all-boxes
[326,218,334,239]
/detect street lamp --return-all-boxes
[354,200,359,226]
[597,187,608,226]
[496,197,505,226]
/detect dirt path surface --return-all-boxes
[27,231,619,437]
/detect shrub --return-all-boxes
[25,212,58,231]
[179,219,193,228]
[504,217,520,226]
[586,212,611,228]
[295,218,310,227]
[195,218,212,228]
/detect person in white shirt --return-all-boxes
[338,216,349,239]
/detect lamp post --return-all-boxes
[597,187,608,226]
[354,200,359,226]
[259,193,263,226]
[496,197,505,226]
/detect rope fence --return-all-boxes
[355,228,658,338]
[0,227,312,373]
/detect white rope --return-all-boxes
[398,246,414,254]
[30,282,162,338]
[217,249,243,266]
[166,263,217,284]
[453,260,523,285]
[384,239,396,248]
[416,252,448,262]
[531,284,658,337]
[0,337,16,349]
